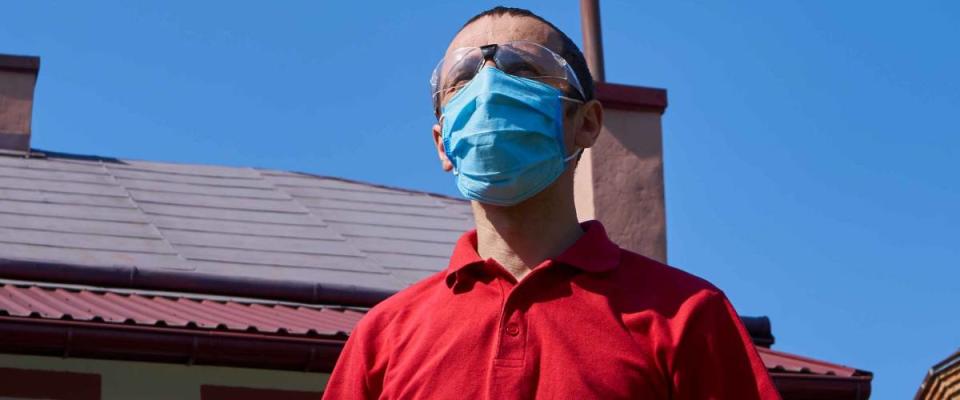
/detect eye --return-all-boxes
[505,59,547,78]
[511,65,538,78]
[446,70,475,89]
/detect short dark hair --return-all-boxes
[460,6,595,101]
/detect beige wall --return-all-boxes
[0,354,328,400]
[575,108,667,263]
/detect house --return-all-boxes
[914,349,960,400]
[0,53,872,399]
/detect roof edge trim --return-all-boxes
[0,54,40,72]
[595,82,668,114]
[770,372,872,400]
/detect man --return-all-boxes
[324,6,779,400]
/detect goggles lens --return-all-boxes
[430,41,585,113]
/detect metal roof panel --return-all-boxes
[757,347,866,377]
[0,153,474,300]
[0,283,362,337]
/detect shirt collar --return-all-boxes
[444,220,621,289]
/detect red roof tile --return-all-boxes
[0,283,362,337]
[758,346,869,377]
[3,283,868,378]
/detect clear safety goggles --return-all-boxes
[430,40,586,115]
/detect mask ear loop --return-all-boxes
[563,147,583,163]
[559,95,585,164]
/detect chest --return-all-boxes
[379,282,668,400]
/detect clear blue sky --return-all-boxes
[4,1,958,398]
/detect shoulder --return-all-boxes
[610,250,740,349]
[605,249,735,335]
[614,249,723,304]
[354,271,448,334]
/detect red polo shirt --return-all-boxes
[324,221,779,399]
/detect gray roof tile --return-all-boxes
[277,185,442,207]
[0,227,175,254]
[186,260,400,290]
[0,213,157,238]
[0,153,473,295]
[335,224,459,243]
[0,164,112,184]
[385,268,439,286]
[313,208,472,230]
[163,230,361,257]
[348,237,457,258]
[0,199,149,223]
[106,167,274,189]
[0,156,105,174]
[137,203,318,224]
[0,188,134,208]
[147,215,342,240]
[174,245,375,272]
[0,242,190,270]
[114,177,289,199]
[366,253,452,271]
[128,189,304,213]
[0,176,130,196]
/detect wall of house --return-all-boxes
[0,353,328,400]
[574,107,667,263]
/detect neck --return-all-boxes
[473,174,583,280]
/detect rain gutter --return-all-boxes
[0,315,344,372]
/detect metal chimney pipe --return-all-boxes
[579,0,606,82]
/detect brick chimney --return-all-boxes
[574,82,668,262]
[0,54,41,153]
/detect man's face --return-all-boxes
[432,14,599,174]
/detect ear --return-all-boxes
[573,99,603,149]
[432,123,453,172]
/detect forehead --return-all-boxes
[446,14,563,57]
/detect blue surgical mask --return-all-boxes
[440,67,582,206]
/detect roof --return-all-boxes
[760,347,872,400]
[0,279,874,386]
[0,280,357,371]
[0,281,362,337]
[759,347,868,378]
[915,349,960,400]
[0,150,473,305]
[0,150,873,395]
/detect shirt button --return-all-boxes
[505,324,520,336]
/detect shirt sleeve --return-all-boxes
[322,312,388,400]
[670,290,781,400]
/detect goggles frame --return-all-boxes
[430,40,586,115]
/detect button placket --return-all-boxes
[493,261,557,364]
[496,290,529,364]
[495,310,526,365]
